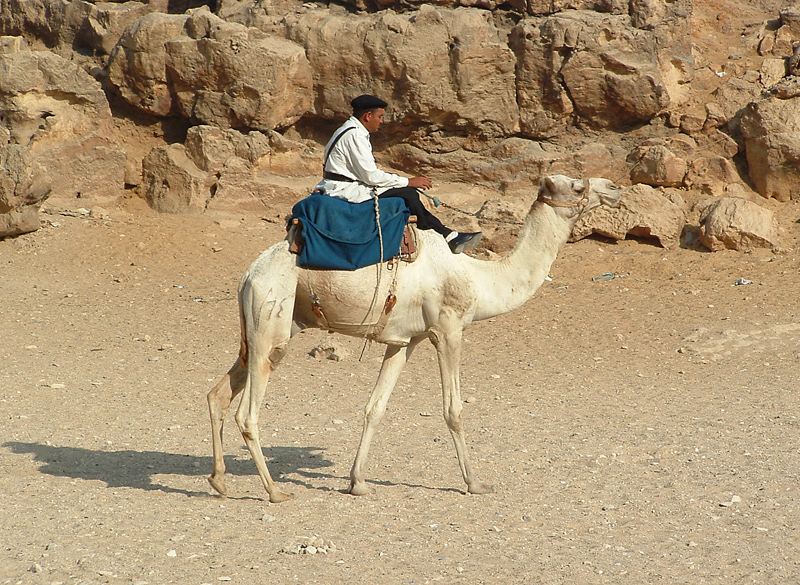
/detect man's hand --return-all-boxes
[408,176,433,190]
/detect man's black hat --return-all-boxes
[351,94,388,112]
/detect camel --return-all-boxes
[206,174,621,503]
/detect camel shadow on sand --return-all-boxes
[3,441,337,500]
[3,441,459,499]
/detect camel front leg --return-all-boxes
[430,325,494,495]
[349,339,421,496]
[207,357,247,496]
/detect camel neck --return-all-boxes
[472,202,573,321]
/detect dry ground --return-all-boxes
[2,2,799,582]
[2,192,800,584]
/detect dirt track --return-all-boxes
[2,197,800,584]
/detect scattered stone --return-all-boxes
[719,495,742,507]
[281,536,337,555]
[309,343,349,362]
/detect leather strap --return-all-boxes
[323,170,355,182]
[322,126,357,177]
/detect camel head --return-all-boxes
[537,175,621,216]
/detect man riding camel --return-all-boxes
[314,94,482,254]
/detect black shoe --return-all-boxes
[448,231,482,254]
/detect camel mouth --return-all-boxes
[589,178,622,208]
[600,191,622,208]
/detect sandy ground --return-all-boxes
[2,190,800,584]
[2,1,799,581]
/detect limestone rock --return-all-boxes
[107,12,189,117]
[760,57,788,88]
[329,0,633,17]
[79,0,163,56]
[0,144,51,237]
[699,197,779,251]
[740,95,800,201]
[108,9,312,130]
[571,183,686,248]
[711,78,762,132]
[165,10,312,130]
[205,168,306,215]
[284,6,519,140]
[140,143,215,213]
[0,36,125,216]
[510,10,676,137]
[140,125,314,214]
[184,125,271,172]
[780,4,800,36]
[629,144,687,188]
[684,156,742,197]
[0,0,90,52]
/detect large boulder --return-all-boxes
[139,125,316,214]
[740,94,800,201]
[0,36,126,219]
[510,8,685,138]
[140,142,215,213]
[698,197,779,251]
[107,9,312,130]
[79,0,168,56]
[283,6,519,140]
[629,144,687,188]
[570,183,686,248]
[107,12,188,117]
[0,143,51,237]
[0,0,90,52]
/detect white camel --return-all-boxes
[206,174,621,502]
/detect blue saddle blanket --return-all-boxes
[291,192,410,270]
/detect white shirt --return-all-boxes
[314,116,408,203]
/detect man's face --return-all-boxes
[362,108,384,133]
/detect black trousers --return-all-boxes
[379,187,450,237]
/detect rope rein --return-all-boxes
[418,133,733,224]
[358,190,386,360]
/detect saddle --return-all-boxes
[286,192,419,270]
[289,216,419,264]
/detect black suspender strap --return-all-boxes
[322,126,357,181]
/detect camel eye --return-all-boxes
[574,182,586,194]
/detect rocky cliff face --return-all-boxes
[0,0,796,251]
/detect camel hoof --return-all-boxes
[348,481,373,496]
[208,474,227,496]
[269,490,295,504]
[467,481,495,495]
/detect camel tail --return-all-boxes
[237,271,250,367]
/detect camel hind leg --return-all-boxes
[207,357,247,496]
[234,273,297,503]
